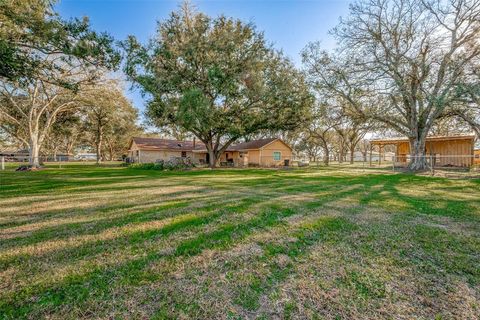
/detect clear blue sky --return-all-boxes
[56,0,351,113]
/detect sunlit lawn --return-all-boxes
[0,162,479,319]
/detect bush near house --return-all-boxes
[129,158,195,171]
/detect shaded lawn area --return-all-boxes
[0,163,479,319]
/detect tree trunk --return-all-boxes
[96,126,103,164]
[205,140,218,169]
[29,141,41,168]
[29,132,41,168]
[338,148,344,163]
[323,147,329,166]
[208,149,217,168]
[108,142,114,161]
[408,137,427,171]
[350,148,355,164]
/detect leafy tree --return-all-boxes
[0,82,78,167]
[124,3,312,167]
[445,67,480,137]
[43,110,83,159]
[80,82,137,163]
[302,98,345,166]
[0,0,120,167]
[103,107,141,161]
[333,114,373,164]
[296,134,323,162]
[0,0,119,85]
[303,0,480,170]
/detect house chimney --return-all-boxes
[193,137,196,148]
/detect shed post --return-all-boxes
[379,145,383,166]
[430,153,434,176]
[369,143,373,167]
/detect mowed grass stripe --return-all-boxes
[0,163,478,319]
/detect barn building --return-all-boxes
[370,135,476,167]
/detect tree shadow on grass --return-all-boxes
[0,185,217,231]
[0,194,257,268]
[1,168,479,318]
[0,179,368,318]
[357,174,480,220]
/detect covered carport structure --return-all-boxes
[369,135,476,168]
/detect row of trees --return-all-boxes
[302,0,480,170]
[2,0,479,170]
[0,0,137,166]
[124,0,479,170]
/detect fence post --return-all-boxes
[1,156,4,171]
[430,154,434,176]
[369,144,373,167]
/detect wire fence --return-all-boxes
[3,153,479,176]
[390,154,479,174]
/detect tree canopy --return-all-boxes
[0,0,123,167]
[124,3,312,167]
[303,0,480,170]
[0,0,120,87]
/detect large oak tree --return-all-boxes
[123,4,312,167]
[0,0,120,167]
[80,82,138,163]
[303,0,480,170]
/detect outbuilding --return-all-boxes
[370,135,476,167]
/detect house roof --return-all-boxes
[370,134,476,145]
[231,138,279,151]
[130,137,205,151]
[193,138,291,152]
[130,137,291,152]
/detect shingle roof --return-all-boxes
[131,137,289,152]
[230,138,278,151]
[192,138,288,152]
[131,137,204,151]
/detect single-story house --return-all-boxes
[128,138,199,163]
[128,137,293,167]
[193,138,293,167]
[370,135,476,167]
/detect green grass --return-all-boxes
[0,162,479,319]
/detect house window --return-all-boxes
[181,151,187,158]
[136,150,139,157]
[273,151,281,161]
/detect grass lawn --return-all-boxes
[0,163,479,319]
